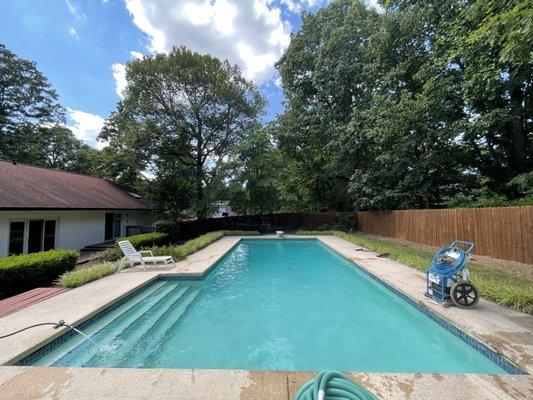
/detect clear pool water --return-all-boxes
[31,239,506,373]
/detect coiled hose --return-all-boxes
[430,247,466,276]
[294,371,378,400]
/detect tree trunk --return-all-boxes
[195,153,205,217]
[507,76,529,175]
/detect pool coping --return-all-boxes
[0,235,532,399]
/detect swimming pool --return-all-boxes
[21,239,515,373]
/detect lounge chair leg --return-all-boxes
[117,257,125,272]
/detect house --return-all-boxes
[211,202,236,218]
[0,161,155,257]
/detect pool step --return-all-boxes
[51,281,176,366]
[82,284,190,367]
[44,280,170,366]
[124,287,200,367]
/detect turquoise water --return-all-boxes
[32,239,506,373]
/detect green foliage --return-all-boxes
[0,249,79,297]
[57,262,118,288]
[274,0,532,210]
[80,146,149,194]
[443,192,533,208]
[0,43,102,174]
[101,46,265,218]
[446,0,532,196]
[298,230,533,313]
[89,247,122,263]
[273,2,368,211]
[117,232,169,248]
[221,127,282,215]
[0,43,64,163]
[219,230,261,236]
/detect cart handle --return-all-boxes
[450,240,475,254]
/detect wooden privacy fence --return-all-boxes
[357,206,533,264]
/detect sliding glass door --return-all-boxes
[8,219,57,255]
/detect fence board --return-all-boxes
[356,206,533,264]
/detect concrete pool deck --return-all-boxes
[0,235,532,399]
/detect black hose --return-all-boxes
[0,320,66,339]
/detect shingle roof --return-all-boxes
[0,161,152,210]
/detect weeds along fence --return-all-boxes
[356,206,533,264]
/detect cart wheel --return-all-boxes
[450,281,479,308]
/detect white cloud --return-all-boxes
[65,0,87,19]
[123,0,297,82]
[67,109,107,149]
[112,63,127,99]
[365,0,383,12]
[68,26,80,40]
[130,51,143,59]
[111,52,147,100]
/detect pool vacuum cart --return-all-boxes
[425,241,479,308]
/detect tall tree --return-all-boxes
[275,0,375,211]
[0,43,65,163]
[222,126,281,215]
[446,0,532,196]
[276,0,531,210]
[101,47,265,217]
[341,1,467,209]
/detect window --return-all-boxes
[8,219,57,254]
[8,222,24,255]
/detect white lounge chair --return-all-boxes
[117,240,175,272]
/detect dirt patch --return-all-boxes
[361,233,533,280]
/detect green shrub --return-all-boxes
[153,219,178,234]
[57,262,118,288]
[151,245,186,261]
[0,249,79,297]
[219,230,261,236]
[117,232,169,248]
[89,247,122,263]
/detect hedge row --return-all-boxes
[57,262,118,288]
[116,232,169,248]
[0,249,79,297]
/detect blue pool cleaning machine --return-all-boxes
[425,241,479,308]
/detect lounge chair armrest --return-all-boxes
[139,250,154,257]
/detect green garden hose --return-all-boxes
[294,371,378,400]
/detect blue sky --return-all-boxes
[0,1,376,147]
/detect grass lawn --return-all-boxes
[298,230,533,314]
